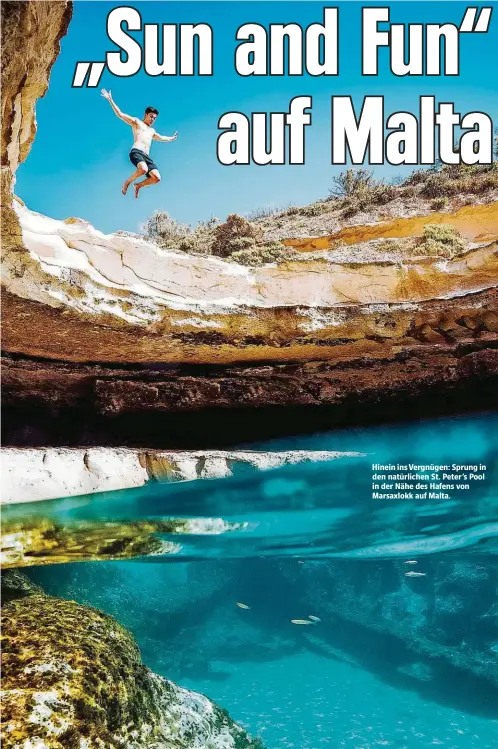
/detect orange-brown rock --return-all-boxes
[1,0,497,447]
[1,1,72,251]
[284,202,498,250]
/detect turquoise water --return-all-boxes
[15,412,498,748]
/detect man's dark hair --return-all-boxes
[145,106,159,116]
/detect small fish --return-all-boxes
[291,619,313,625]
[405,571,426,577]
[236,602,251,610]
[404,560,418,565]
[308,615,321,623]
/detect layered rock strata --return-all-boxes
[1,0,497,445]
[2,201,497,445]
[1,1,72,251]
[3,201,498,365]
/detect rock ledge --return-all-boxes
[0,447,360,504]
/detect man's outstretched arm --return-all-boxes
[101,89,136,126]
[153,131,178,143]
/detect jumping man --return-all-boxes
[101,89,178,198]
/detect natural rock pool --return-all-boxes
[3,412,498,748]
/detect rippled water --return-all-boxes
[11,412,498,748]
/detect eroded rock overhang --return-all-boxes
[1,0,497,445]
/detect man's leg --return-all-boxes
[122,163,147,195]
[134,169,161,199]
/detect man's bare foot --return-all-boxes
[134,184,140,199]
[122,182,129,195]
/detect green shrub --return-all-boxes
[404,169,431,186]
[144,211,218,254]
[211,214,263,258]
[372,183,397,205]
[419,175,453,198]
[143,211,191,247]
[332,169,399,215]
[398,184,418,198]
[231,242,298,266]
[330,168,376,197]
[300,203,324,217]
[413,224,466,258]
[376,239,399,253]
[431,197,449,211]
[245,206,281,220]
[416,162,498,199]
[145,210,295,265]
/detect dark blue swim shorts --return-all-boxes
[129,148,158,175]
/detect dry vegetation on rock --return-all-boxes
[144,210,299,266]
[144,160,498,263]
[413,224,467,258]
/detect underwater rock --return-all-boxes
[381,584,428,629]
[0,568,44,603]
[1,516,243,568]
[33,561,234,642]
[397,661,434,682]
[0,571,264,749]
[161,602,299,681]
[281,558,498,688]
[0,447,359,504]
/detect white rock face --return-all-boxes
[11,201,257,317]
[0,448,362,505]
[1,448,149,504]
[5,201,496,335]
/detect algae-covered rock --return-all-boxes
[0,572,264,749]
[1,516,242,568]
[0,568,44,603]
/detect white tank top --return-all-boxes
[131,119,155,154]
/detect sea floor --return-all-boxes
[180,651,498,749]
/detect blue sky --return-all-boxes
[16,1,498,234]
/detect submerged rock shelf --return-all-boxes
[1,516,245,568]
[1,571,264,748]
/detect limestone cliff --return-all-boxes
[4,200,498,363]
[1,0,497,447]
[1,571,264,748]
[1,1,72,251]
[3,198,497,445]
